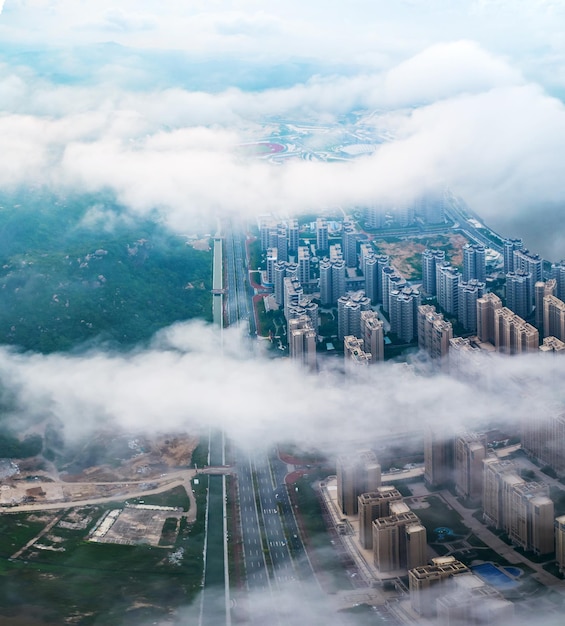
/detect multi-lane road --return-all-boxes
[221,220,317,616]
[224,220,256,335]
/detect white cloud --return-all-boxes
[0,320,563,453]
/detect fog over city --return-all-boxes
[1,1,565,624]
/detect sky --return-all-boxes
[2,2,565,623]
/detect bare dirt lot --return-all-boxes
[373,233,468,279]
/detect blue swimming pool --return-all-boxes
[471,562,521,590]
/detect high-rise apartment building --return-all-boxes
[389,287,420,342]
[424,427,454,488]
[551,262,565,300]
[555,516,565,573]
[287,300,319,331]
[336,450,381,516]
[343,335,371,367]
[455,433,486,501]
[493,307,539,354]
[273,261,298,307]
[539,336,565,353]
[436,265,461,316]
[288,316,317,370]
[358,487,403,549]
[360,310,384,362]
[287,219,299,253]
[276,225,288,262]
[421,249,446,296]
[316,218,329,254]
[483,457,555,554]
[477,293,502,344]
[458,279,485,332]
[463,243,486,283]
[337,291,371,341]
[382,269,407,314]
[535,279,556,329]
[418,192,446,225]
[513,248,543,284]
[417,305,453,360]
[376,255,390,303]
[342,219,359,268]
[283,277,303,322]
[331,258,346,303]
[364,204,384,229]
[543,294,565,342]
[409,557,469,618]
[259,216,276,251]
[372,505,426,572]
[297,246,311,285]
[503,237,523,274]
[522,413,565,475]
[266,247,278,285]
[319,257,346,305]
[506,269,533,319]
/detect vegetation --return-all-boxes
[0,432,43,458]
[0,481,207,624]
[0,189,212,353]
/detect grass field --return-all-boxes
[0,482,206,624]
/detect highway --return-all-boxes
[221,220,317,618]
[224,220,256,335]
[237,451,270,591]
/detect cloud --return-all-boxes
[0,320,562,452]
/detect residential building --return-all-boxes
[360,310,384,362]
[424,427,454,488]
[555,515,565,573]
[539,336,565,353]
[455,433,486,501]
[316,218,329,254]
[463,243,486,283]
[337,291,371,341]
[544,294,565,342]
[493,307,539,354]
[376,255,390,303]
[288,316,317,370]
[506,269,533,319]
[483,458,555,554]
[421,249,445,296]
[342,219,359,268]
[551,262,565,300]
[283,277,303,321]
[287,218,299,253]
[336,450,381,516]
[477,293,502,344]
[358,487,403,549]
[522,413,565,475]
[436,264,461,316]
[409,557,469,617]
[297,246,311,285]
[513,248,543,285]
[535,279,556,330]
[343,335,371,367]
[458,279,485,332]
[372,506,426,572]
[503,237,523,274]
[389,287,420,342]
[276,225,288,262]
[417,305,453,360]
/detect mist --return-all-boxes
[1,2,565,624]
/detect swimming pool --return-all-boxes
[471,562,521,590]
